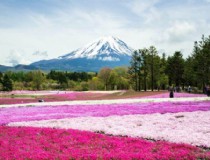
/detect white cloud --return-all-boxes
[98,56,120,61]
[164,21,196,43]
[29,13,53,28]
[128,0,160,14]
[204,0,210,2]
[6,48,50,66]
[126,0,161,23]
[7,50,32,66]
[32,51,48,57]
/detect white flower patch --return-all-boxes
[85,90,123,94]
[1,97,209,108]
[8,111,210,148]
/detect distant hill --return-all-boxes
[13,64,38,70]
[0,64,38,72]
[0,65,12,72]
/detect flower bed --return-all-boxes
[1,101,210,125]
[1,91,210,159]
[1,91,207,105]
[143,92,207,98]
[0,91,113,104]
[10,111,210,147]
[0,126,209,160]
[1,95,209,109]
[0,97,39,105]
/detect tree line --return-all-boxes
[129,35,210,92]
[0,35,209,92]
[0,67,129,91]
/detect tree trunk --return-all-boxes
[151,65,154,91]
[144,72,147,91]
[135,72,138,91]
[151,54,154,91]
[138,75,141,91]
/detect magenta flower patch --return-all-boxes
[0,126,209,159]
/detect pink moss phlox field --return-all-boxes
[0,97,68,105]
[0,91,207,105]
[53,91,111,100]
[1,101,210,125]
[53,92,82,100]
[0,91,112,104]
[0,126,209,160]
[0,97,38,105]
[0,92,87,104]
[143,92,207,98]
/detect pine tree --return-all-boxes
[148,46,159,91]
[0,72,3,83]
[128,50,142,91]
[2,74,13,91]
[166,51,185,86]
[139,48,149,91]
[192,35,210,92]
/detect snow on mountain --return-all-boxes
[58,36,134,61]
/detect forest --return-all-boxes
[0,35,209,93]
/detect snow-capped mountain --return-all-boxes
[31,36,134,72]
[58,36,133,61]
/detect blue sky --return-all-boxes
[0,0,210,66]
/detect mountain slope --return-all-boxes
[31,36,134,72]
[59,36,133,60]
[0,64,38,72]
[0,65,12,72]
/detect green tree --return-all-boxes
[128,50,142,91]
[109,70,118,90]
[192,35,210,92]
[0,72,3,83]
[129,47,161,91]
[68,80,76,90]
[2,74,13,91]
[58,73,68,89]
[113,67,129,90]
[88,77,103,90]
[157,53,168,90]
[183,56,196,87]
[7,71,26,82]
[139,48,149,91]
[80,81,89,91]
[147,46,160,91]
[0,72,3,90]
[31,70,46,90]
[166,51,185,86]
[98,67,112,90]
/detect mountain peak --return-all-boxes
[31,36,133,71]
[59,36,133,61]
[99,36,119,42]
